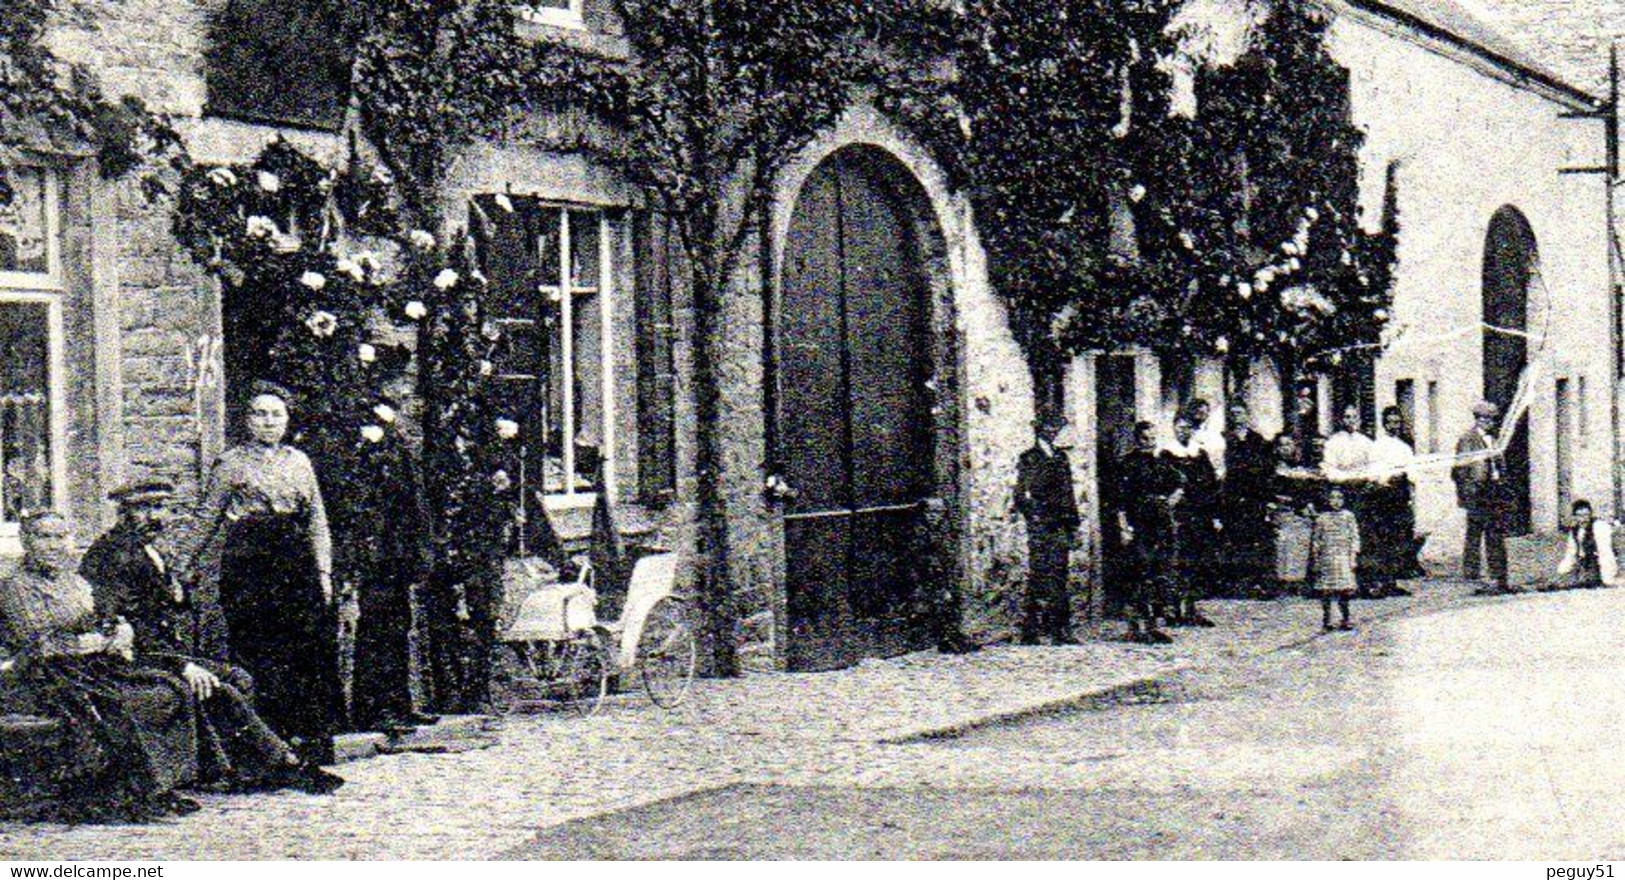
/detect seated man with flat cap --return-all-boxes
[78,480,342,792]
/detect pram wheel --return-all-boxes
[639,598,697,709]
[559,629,611,717]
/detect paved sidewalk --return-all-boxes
[0,581,1481,859]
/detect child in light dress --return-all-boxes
[1310,486,1360,632]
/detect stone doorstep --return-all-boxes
[334,715,493,763]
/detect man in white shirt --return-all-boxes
[1545,499,1619,590]
[1322,405,1374,484]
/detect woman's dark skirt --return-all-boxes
[20,656,197,822]
[219,515,341,765]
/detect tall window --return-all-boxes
[0,166,63,535]
[475,197,616,508]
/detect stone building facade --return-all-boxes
[16,0,1036,672]
[10,0,1617,674]
[1065,0,1616,571]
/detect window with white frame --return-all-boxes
[537,206,613,499]
[476,196,616,511]
[0,166,65,536]
[517,0,584,29]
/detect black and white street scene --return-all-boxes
[5,0,1625,862]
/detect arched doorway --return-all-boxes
[1481,205,1536,535]
[778,147,942,672]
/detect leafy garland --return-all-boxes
[0,0,178,202]
[168,139,522,705]
[1167,0,1399,369]
[332,0,931,675]
[885,0,1398,404]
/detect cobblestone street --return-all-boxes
[0,582,1480,859]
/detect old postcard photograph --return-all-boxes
[1,0,1623,863]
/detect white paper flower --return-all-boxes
[1306,206,1320,222]
[1237,282,1253,300]
[246,215,278,239]
[1281,241,1300,256]
[409,229,436,251]
[361,425,386,444]
[1179,231,1196,250]
[208,168,238,187]
[491,469,513,492]
[1129,184,1147,203]
[256,171,281,193]
[478,359,494,377]
[404,300,428,321]
[335,258,365,282]
[1374,308,1389,321]
[358,343,377,363]
[299,271,327,291]
[481,322,501,341]
[434,269,460,290]
[305,310,338,338]
[1287,257,1302,272]
[1215,337,1230,353]
[495,418,520,440]
[373,404,398,423]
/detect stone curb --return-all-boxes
[880,584,1478,745]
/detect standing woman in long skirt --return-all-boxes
[187,382,341,765]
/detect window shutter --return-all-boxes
[635,211,678,505]
[472,196,550,504]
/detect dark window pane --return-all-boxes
[0,303,52,523]
[204,0,357,130]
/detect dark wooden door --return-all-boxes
[780,153,932,672]
[1482,206,1535,535]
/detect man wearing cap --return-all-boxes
[1015,412,1083,645]
[79,481,248,694]
[342,376,438,733]
[77,483,345,793]
[1452,401,1516,594]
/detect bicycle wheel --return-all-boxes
[639,597,697,709]
[557,629,610,717]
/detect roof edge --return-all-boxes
[1335,0,1602,109]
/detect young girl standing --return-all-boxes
[1311,486,1360,632]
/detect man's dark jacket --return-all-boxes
[1016,445,1082,534]
[79,522,207,671]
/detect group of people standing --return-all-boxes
[0,382,435,823]
[1014,394,1430,646]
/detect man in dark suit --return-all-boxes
[343,383,438,733]
[78,480,344,794]
[1016,413,1083,645]
[1221,401,1276,597]
[1452,400,1517,595]
[79,480,248,695]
